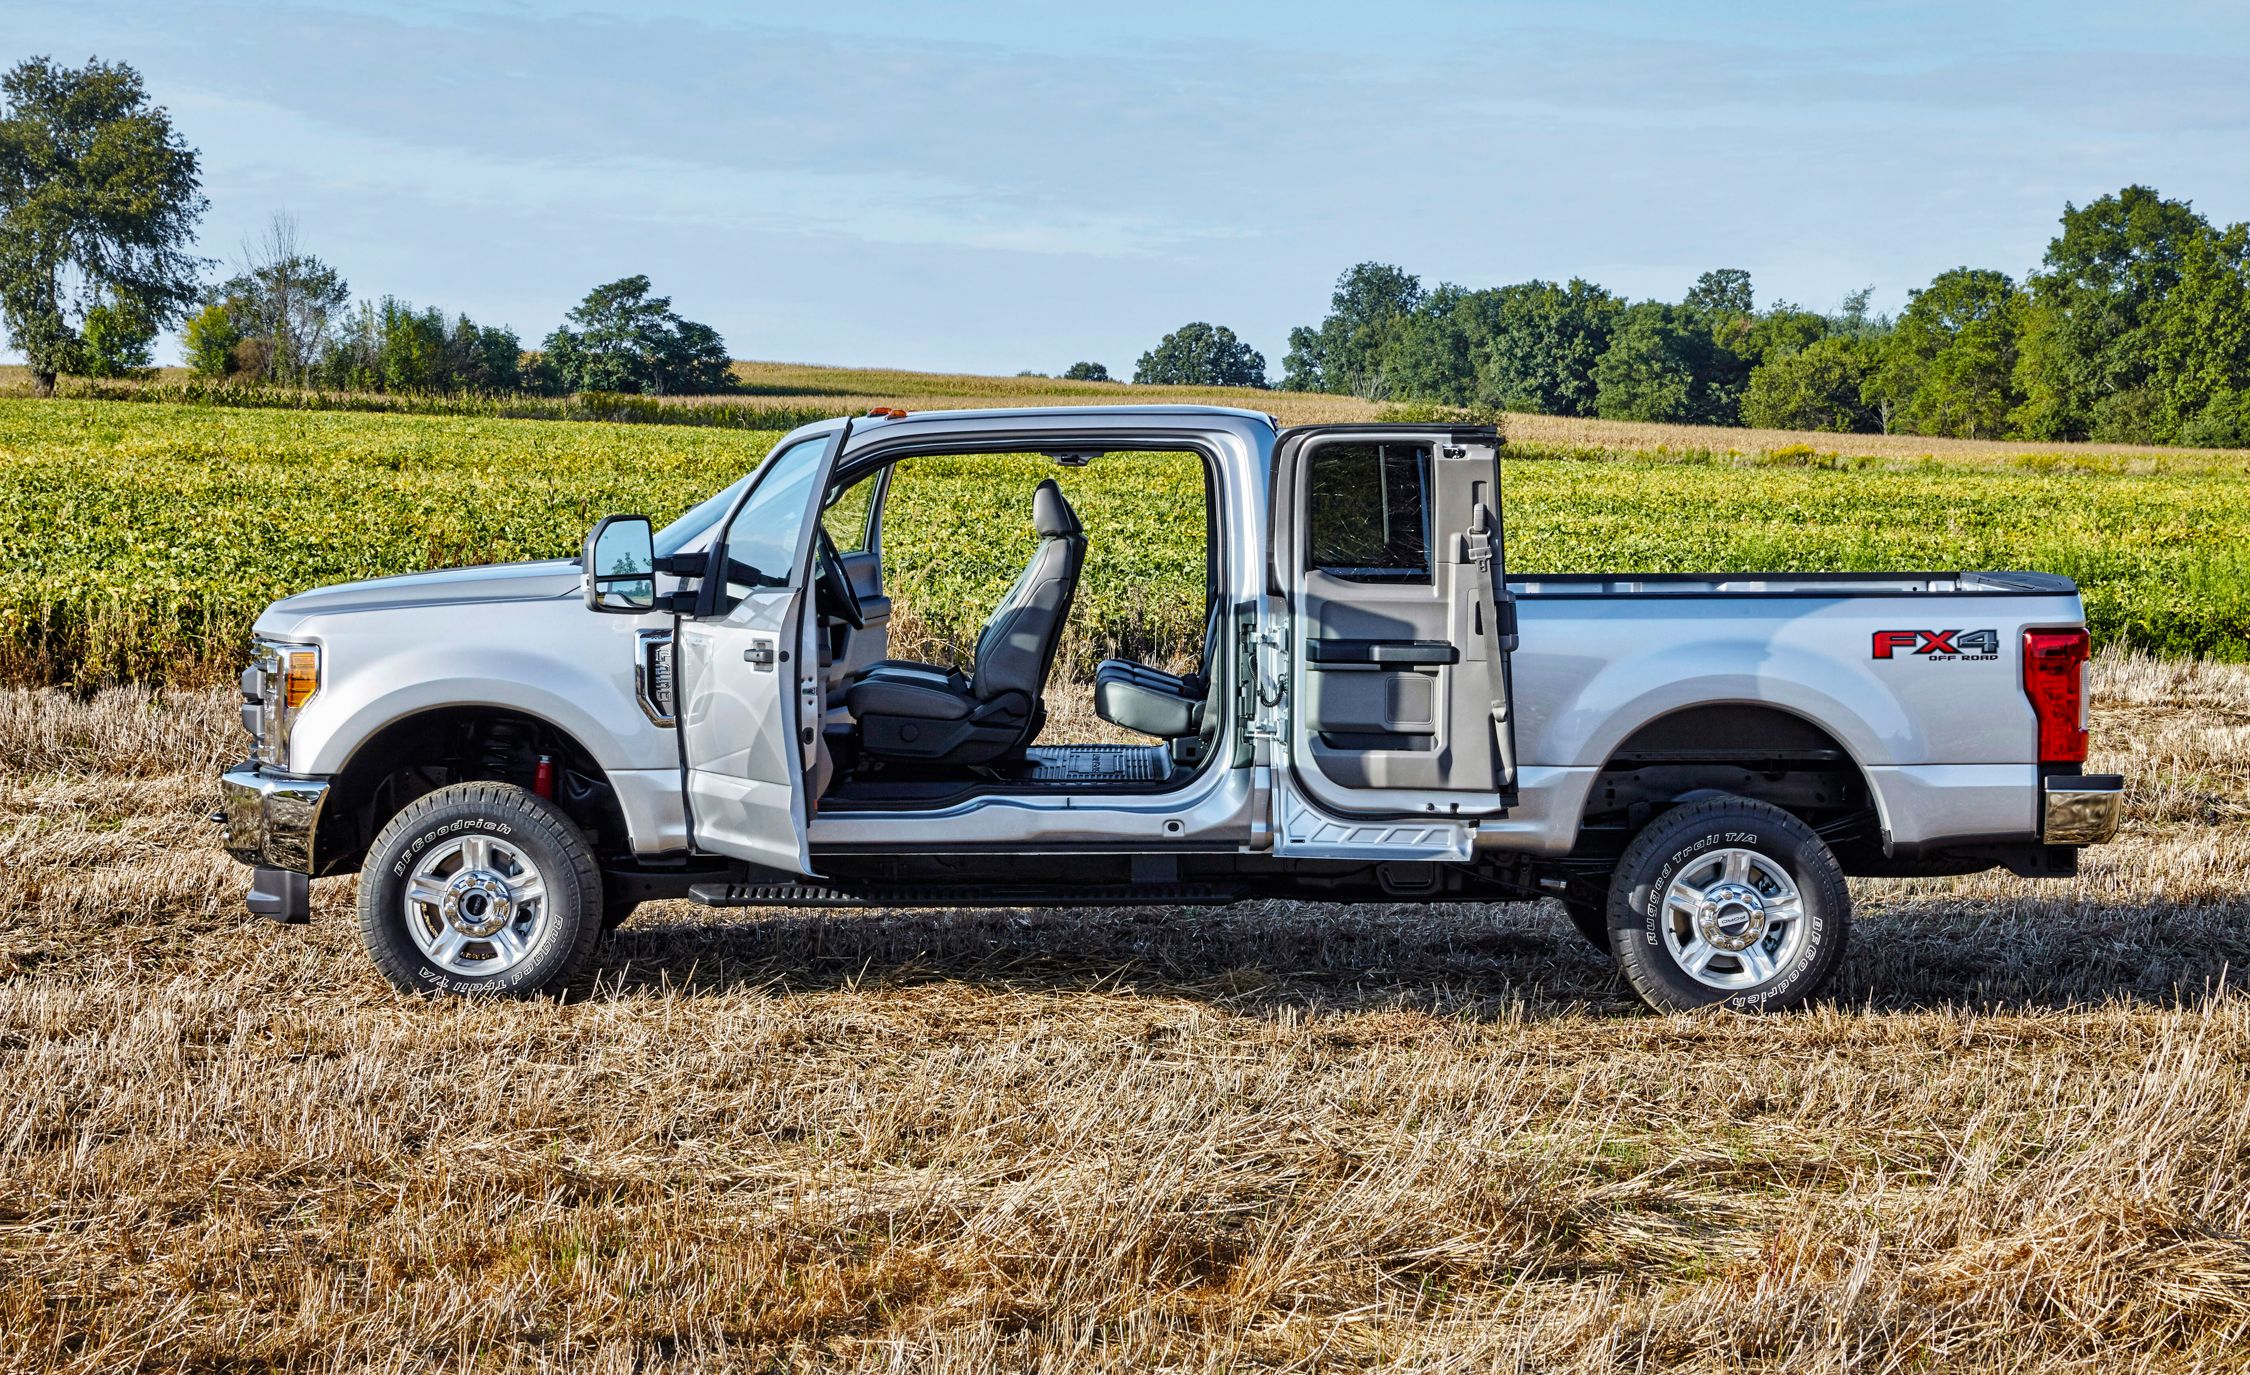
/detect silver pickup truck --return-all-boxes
[219,406,2123,1011]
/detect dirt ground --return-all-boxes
[2,651,2247,1372]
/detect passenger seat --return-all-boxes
[1093,601,1224,762]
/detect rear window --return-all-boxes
[1304,442,1432,582]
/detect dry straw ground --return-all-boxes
[3,651,2248,1371]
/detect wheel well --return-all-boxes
[1573,704,1879,864]
[312,706,631,876]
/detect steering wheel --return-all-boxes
[813,524,866,630]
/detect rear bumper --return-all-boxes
[218,761,331,872]
[2042,773,2124,845]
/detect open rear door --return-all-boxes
[1266,425,1517,858]
[673,428,842,874]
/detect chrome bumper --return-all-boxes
[2042,773,2124,846]
[218,760,331,872]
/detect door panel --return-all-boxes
[1272,427,1515,821]
[677,430,840,873]
[835,549,892,679]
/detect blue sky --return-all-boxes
[8,0,2250,375]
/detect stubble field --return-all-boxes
[1,651,2247,1371]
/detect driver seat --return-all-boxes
[845,479,1084,766]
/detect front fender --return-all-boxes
[288,633,665,777]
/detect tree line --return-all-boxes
[0,56,728,399]
[7,57,2249,446]
[1097,187,2250,448]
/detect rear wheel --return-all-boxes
[1607,797,1849,1013]
[357,782,604,997]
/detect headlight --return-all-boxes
[245,638,321,768]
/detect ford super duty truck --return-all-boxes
[218,407,2124,1011]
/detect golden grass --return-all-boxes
[3,650,2248,1369]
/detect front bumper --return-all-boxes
[219,760,332,872]
[2042,773,2125,845]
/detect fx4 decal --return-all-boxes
[1872,629,2001,661]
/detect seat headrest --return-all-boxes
[1032,478,1080,538]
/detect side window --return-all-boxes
[823,469,880,554]
[717,434,829,590]
[1304,442,1432,582]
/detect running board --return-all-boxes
[687,880,1245,909]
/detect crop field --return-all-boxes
[1,651,2246,1370]
[2,396,2247,688]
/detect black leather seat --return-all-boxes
[845,479,1085,766]
[1093,600,1224,759]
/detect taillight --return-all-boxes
[2022,628,2090,765]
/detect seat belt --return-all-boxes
[1464,501,1516,748]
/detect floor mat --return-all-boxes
[1013,744,1171,782]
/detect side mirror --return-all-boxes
[583,514,657,613]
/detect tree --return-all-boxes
[203,215,350,384]
[182,300,239,377]
[78,287,157,377]
[1591,302,1744,424]
[1878,267,2022,439]
[1741,335,1880,432]
[2145,220,2250,444]
[1133,321,1266,387]
[542,275,731,395]
[0,57,205,394]
[1281,262,1423,395]
[1063,360,1111,382]
[1373,283,1506,406]
[1684,268,1755,317]
[2012,186,2214,441]
[1473,279,1624,416]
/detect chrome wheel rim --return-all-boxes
[1660,847,1806,990]
[403,833,549,977]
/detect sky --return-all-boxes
[7,0,2250,376]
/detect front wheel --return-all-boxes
[357,782,605,997]
[1607,797,1849,1013]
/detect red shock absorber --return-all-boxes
[532,753,557,800]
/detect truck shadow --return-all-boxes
[593,894,2250,1018]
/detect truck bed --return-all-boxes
[1511,570,2079,598]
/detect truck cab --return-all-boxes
[220,406,2123,1011]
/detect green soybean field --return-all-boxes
[1,397,2245,687]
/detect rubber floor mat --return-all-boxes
[1014,745,1170,782]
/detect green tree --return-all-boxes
[78,287,157,377]
[181,300,239,377]
[203,215,350,384]
[542,275,731,395]
[2144,220,2250,444]
[1879,267,2022,439]
[1473,278,1624,416]
[1281,262,1423,396]
[1062,360,1111,382]
[2012,186,2213,442]
[1133,321,1266,387]
[1684,267,1754,316]
[0,57,205,394]
[1741,335,1880,432]
[1593,302,1741,424]
[1375,283,1505,405]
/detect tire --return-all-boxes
[1607,796,1849,1013]
[356,781,605,997]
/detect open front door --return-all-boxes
[674,429,841,874]
[1267,425,1517,856]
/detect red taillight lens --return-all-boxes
[2023,628,2090,764]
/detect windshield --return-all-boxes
[653,469,757,559]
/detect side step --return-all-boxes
[687,880,1245,909]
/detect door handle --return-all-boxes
[744,642,777,668]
